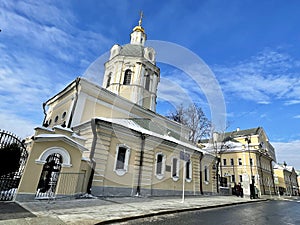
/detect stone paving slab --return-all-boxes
[1,196,266,225]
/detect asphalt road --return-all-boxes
[122,200,300,225]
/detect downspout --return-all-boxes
[270,160,276,195]
[67,77,80,128]
[42,102,47,126]
[199,152,204,195]
[87,118,97,194]
[136,134,146,196]
[259,153,265,194]
[216,157,220,193]
[289,173,293,196]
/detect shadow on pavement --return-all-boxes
[0,202,36,220]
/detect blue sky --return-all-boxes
[1,0,300,169]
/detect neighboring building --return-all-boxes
[297,170,300,195]
[16,16,216,201]
[273,163,299,196]
[202,127,276,197]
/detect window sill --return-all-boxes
[185,178,192,183]
[155,174,164,180]
[172,176,179,182]
[115,169,127,176]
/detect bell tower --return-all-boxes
[102,13,160,112]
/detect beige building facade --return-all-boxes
[16,17,216,201]
[203,127,276,197]
[273,163,299,196]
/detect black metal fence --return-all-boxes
[0,130,28,201]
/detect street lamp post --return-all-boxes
[245,136,255,199]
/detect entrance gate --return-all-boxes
[35,153,62,199]
[0,130,28,201]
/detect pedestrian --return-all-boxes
[240,186,244,198]
[236,183,242,197]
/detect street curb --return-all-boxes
[96,199,268,224]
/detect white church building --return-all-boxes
[16,16,216,201]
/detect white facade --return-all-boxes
[102,17,160,111]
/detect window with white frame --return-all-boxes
[239,175,243,182]
[223,158,227,166]
[204,165,209,182]
[231,175,235,183]
[114,144,130,176]
[238,158,242,165]
[172,157,179,181]
[185,160,192,182]
[155,153,165,179]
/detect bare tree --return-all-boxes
[167,104,185,123]
[167,104,211,143]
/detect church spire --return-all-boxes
[130,11,146,45]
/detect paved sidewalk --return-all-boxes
[0,195,266,225]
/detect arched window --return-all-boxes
[145,75,150,91]
[185,160,192,182]
[155,152,165,179]
[123,69,132,85]
[172,157,179,181]
[204,165,209,182]
[106,72,112,88]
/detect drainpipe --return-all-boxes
[270,160,276,195]
[258,153,265,194]
[87,118,97,194]
[67,77,80,128]
[216,157,220,193]
[42,102,48,126]
[288,173,293,196]
[136,134,146,196]
[199,152,204,195]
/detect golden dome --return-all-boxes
[133,25,145,33]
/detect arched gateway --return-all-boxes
[36,153,62,199]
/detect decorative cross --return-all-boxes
[138,11,144,26]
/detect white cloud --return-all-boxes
[273,141,300,170]
[0,1,115,139]
[214,49,300,105]
[0,1,111,64]
[157,68,210,112]
[0,111,39,138]
[293,115,300,119]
